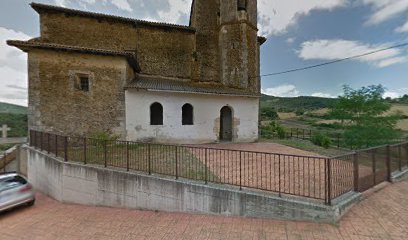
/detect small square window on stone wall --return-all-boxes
[71,72,93,93]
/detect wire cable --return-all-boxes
[255,42,408,78]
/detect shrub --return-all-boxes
[260,121,287,139]
[295,109,305,116]
[90,131,120,146]
[260,107,279,121]
[311,133,331,148]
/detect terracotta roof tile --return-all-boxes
[126,77,260,97]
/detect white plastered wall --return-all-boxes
[125,90,259,144]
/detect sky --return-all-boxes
[0,0,407,106]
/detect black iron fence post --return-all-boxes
[126,142,129,172]
[40,132,43,150]
[148,144,151,175]
[278,154,281,197]
[326,158,332,205]
[398,145,402,172]
[33,131,37,148]
[47,133,50,153]
[406,143,408,168]
[386,145,391,182]
[353,152,359,192]
[29,131,32,146]
[64,136,68,162]
[175,146,178,180]
[83,138,87,165]
[372,149,376,185]
[55,134,58,157]
[104,140,107,168]
[239,151,242,190]
[205,148,208,184]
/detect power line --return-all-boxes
[257,42,408,78]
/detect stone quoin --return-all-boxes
[8,0,266,144]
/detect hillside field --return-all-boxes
[0,102,28,137]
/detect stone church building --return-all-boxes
[8,0,266,144]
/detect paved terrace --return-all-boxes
[0,175,407,240]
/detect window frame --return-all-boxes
[70,71,94,94]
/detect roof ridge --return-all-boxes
[30,2,195,32]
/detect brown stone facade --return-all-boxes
[8,1,265,138]
[27,50,132,136]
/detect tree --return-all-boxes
[260,106,279,121]
[329,85,400,148]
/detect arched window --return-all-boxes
[150,102,163,125]
[182,104,194,125]
[238,0,247,11]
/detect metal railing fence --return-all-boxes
[29,130,408,205]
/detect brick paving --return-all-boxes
[0,175,407,240]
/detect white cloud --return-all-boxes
[383,88,408,99]
[286,37,295,44]
[258,0,347,36]
[396,20,408,33]
[383,91,401,99]
[54,0,132,12]
[157,0,191,23]
[262,84,300,97]
[311,92,337,98]
[54,0,96,7]
[111,0,132,12]
[0,27,31,106]
[361,0,408,26]
[377,56,408,67]
[298,39,407,68]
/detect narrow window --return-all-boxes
[182,103,194,125]
[238,0,247,11]
[150,102,163,125]
[79,76,89,92]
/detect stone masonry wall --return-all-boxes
[28,49,130,137]
[40,13,195,79]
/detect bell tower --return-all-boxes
[190,0,261,93]
[219,0,259,91]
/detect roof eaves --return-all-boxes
[7,40,141,72]
[143,89,261,98]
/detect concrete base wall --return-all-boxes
[28,147,360,223]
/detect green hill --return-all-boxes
[0,102,27,114]
[0,102,28,137]
[260,95,338,112]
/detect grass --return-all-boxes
[260,138,351,157]
[397,119,408,131]
[65,142,220,182]
[0,144,14,155]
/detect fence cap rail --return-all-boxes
[30,130,329,160]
